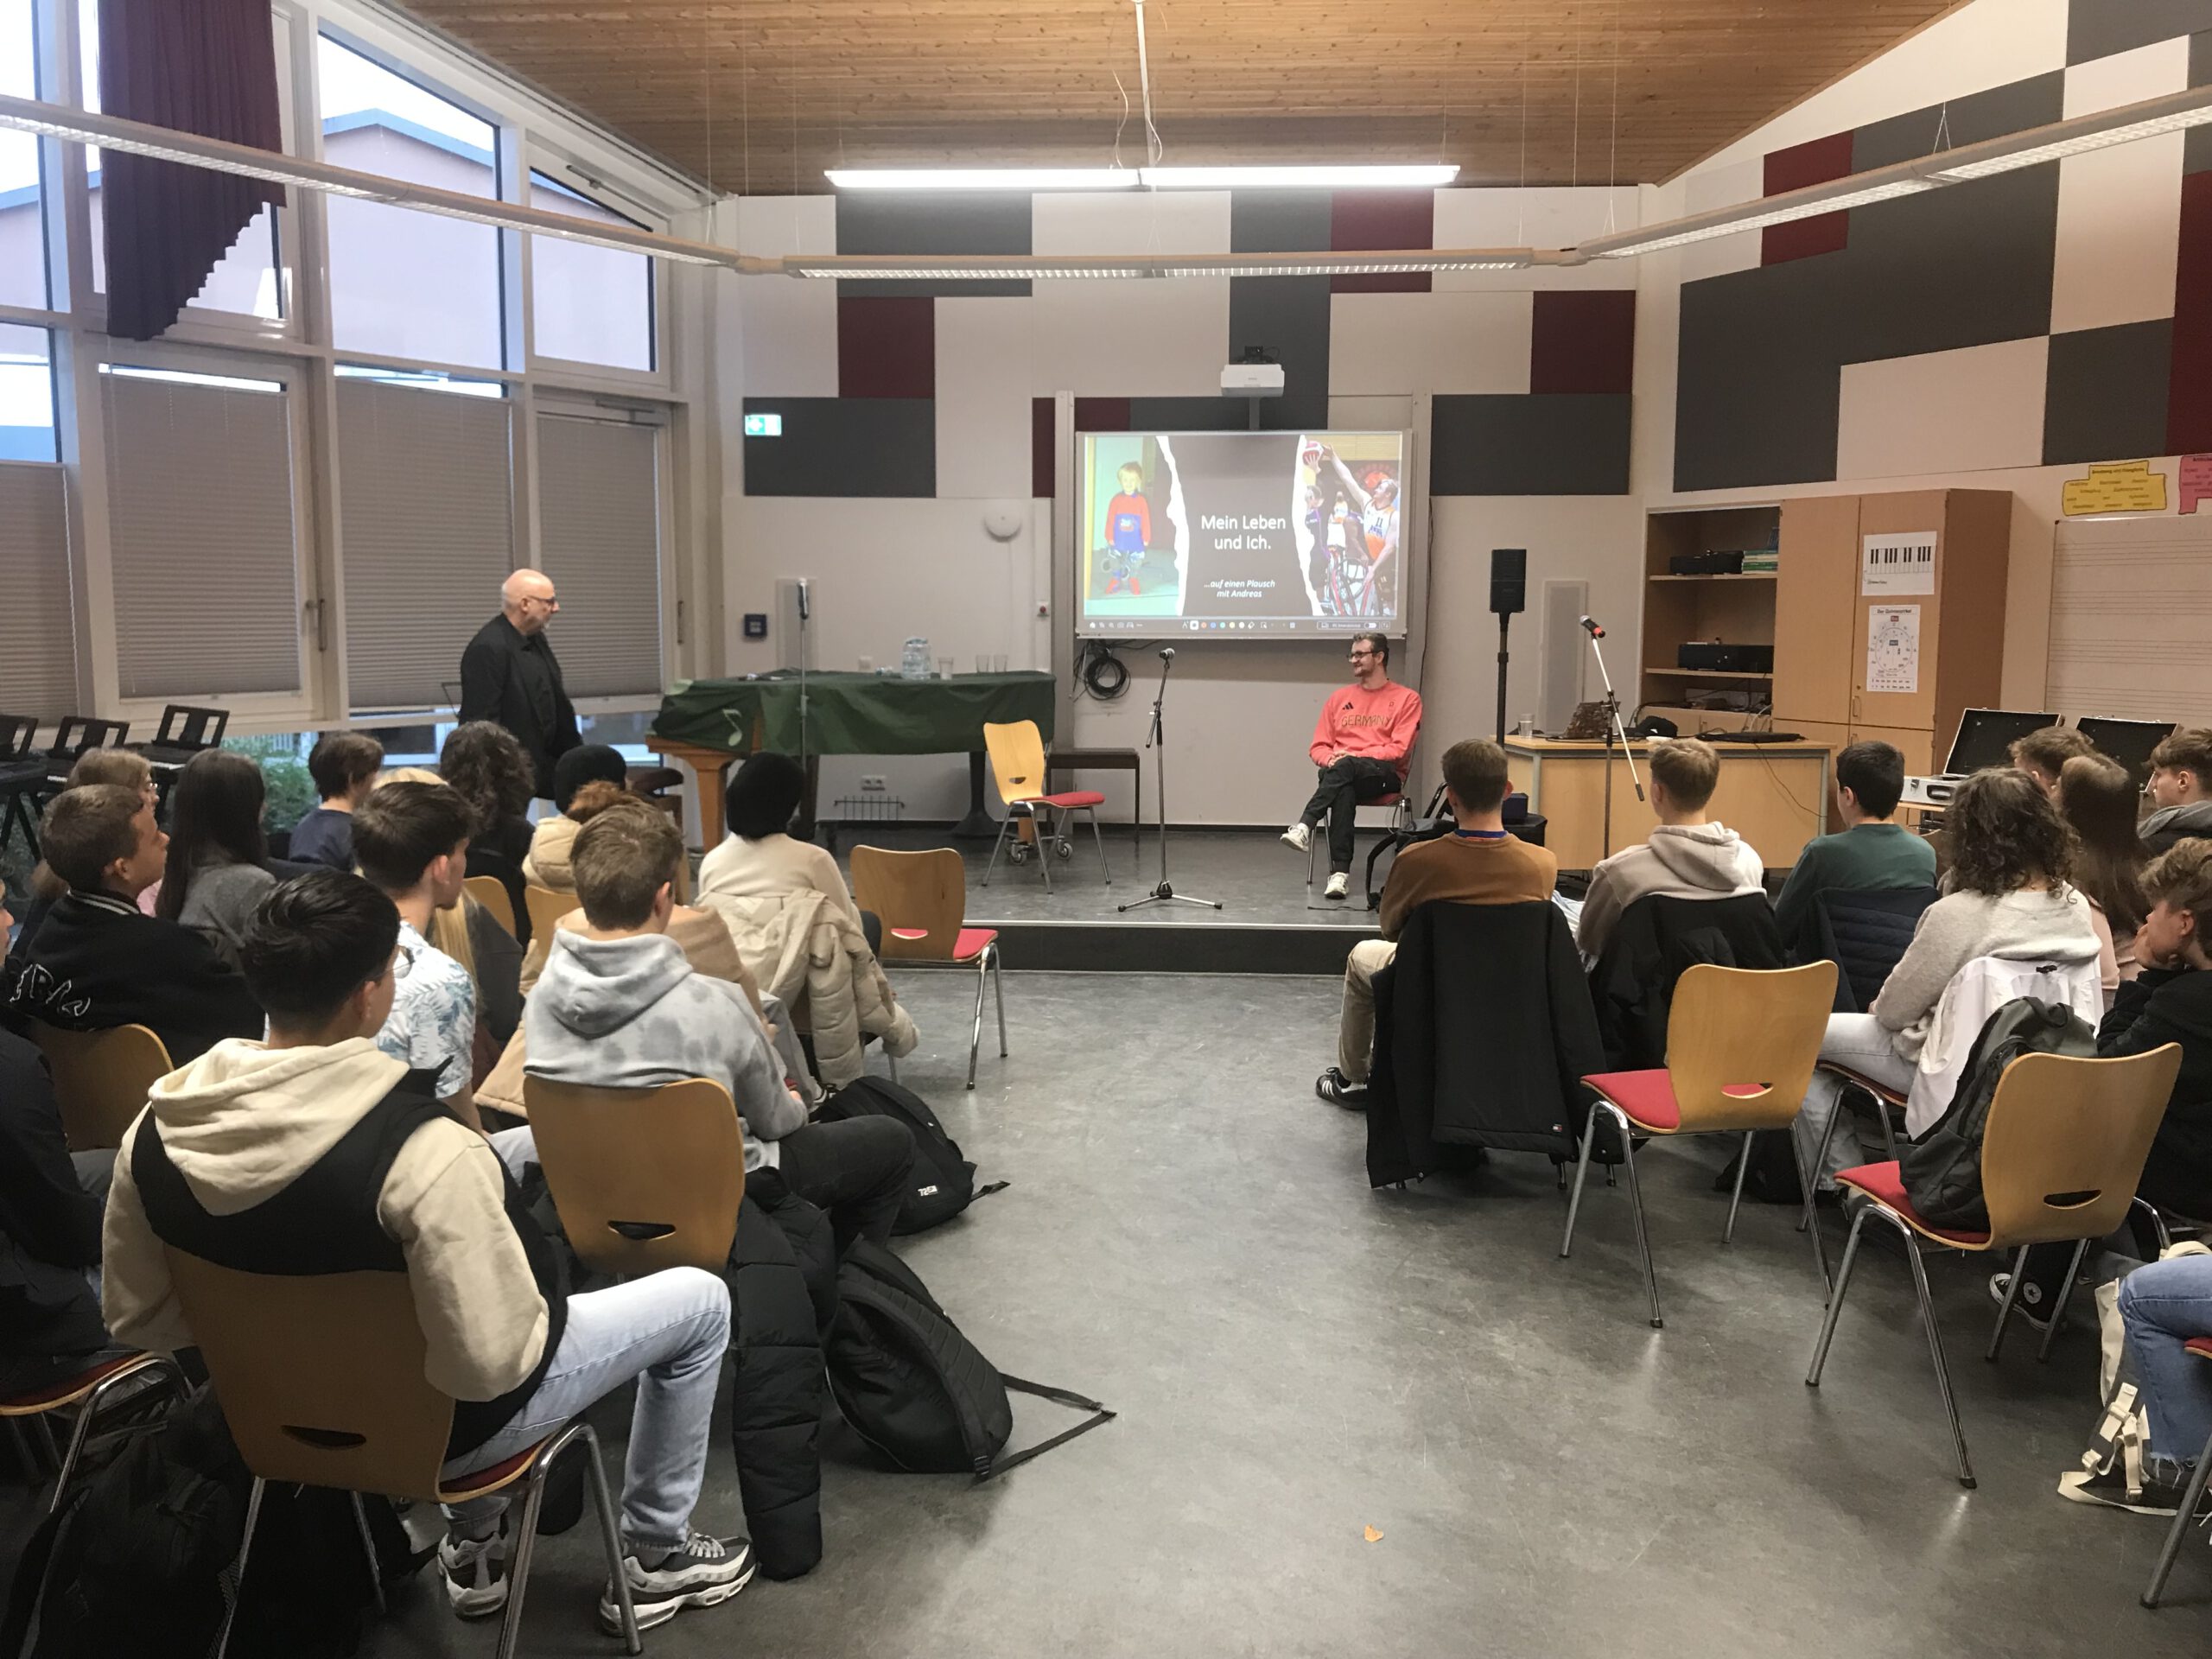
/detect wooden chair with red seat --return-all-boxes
[849,844,1005,1090]
[1561,962,1838,1328]
[1804,1044,2182,1489]
[164,1252,642,1659]
[524,1077,746,1277]
[30,1021,175,1152]
[980,720,1109,893]
[0,1351,188,1514]
[2143,1337,2212,1609]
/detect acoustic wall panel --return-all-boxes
[1675,257,1848,491]
[1529,290,1636,394]
[732,197,840,396]
[1835,337,2049,480]
[1330,190,1433,293]
[838,296,934,398]
[1326,291,1532,396]
[1229,275,1331,431]
[1029,191,1230,396]
[934,296,1034,499]
[1433,394,1630,496]
[1762,131,1854,265]
[1230,191,1332,253]
[2167,170,2212,452]
[2067,0,2212,67]
[2050,39,2187,334]
[2044,319,2176,463]
[834,193,1029,298]
[741,397,933,498]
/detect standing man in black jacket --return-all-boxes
[460,569,580,802]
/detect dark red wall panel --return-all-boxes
[1032,397,1053,498]
[1074,397,1132,431]
[1330,190,1434,293]
[1529,290,1637,395]
[2169,170,2212,454]
[837,295,934,398]
[1761,130,1854,266]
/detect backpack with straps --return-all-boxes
[817,1077,1006,1235]
[1897,995,2097,1230]
[823,1241,1111,1479]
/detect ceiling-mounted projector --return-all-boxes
[1221,360,1285,395]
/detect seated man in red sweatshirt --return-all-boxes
[1281,631,1422,899]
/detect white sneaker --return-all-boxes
[1281,822,1312,853]
[438,1526,509,1619]
[1324,872,1350,899]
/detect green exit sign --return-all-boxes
[743,413,783,437]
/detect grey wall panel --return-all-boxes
[2043,319,2177,463]
[1229,276,1332,430]
[741,397,935,497]
[1838,168,2058,363]
[1433,393,1632,496]
[1230,191,1332,252]
[1852,71,2064,168]
[1127,397,1251,430]
[834,193,1031,298]
[2069,0,2212,65]
[1674,258,1850,492]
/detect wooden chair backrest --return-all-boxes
[982,720,1051,807]
[524,883,582,944]
[164,1254,454,1500]
[30,1022,174,1151]
[463,874,517,938]
[523,1077,745,1275]
[1980,1046,2182,1247]
[1663,963,1839,1133]
[849,844,966,961]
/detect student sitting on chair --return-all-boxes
[2056,753,2152,997]
[1574,739,1765,961]
[1281,630,1422,900]
[1772,740,1936,949]
[2009,725,2095,798]
[100,869,751,1632]
[528,801,916,1253]
[287,732,385,871]
[2143,728,2212,855]
[523,744,631,888]
[1316,738,1558,1107]
[2,785,263,1065]
[7,749,158,960]
[1791,768,2103,1189]
[2107,1252,2212,1516]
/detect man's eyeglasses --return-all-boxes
[1348,649,1377,660]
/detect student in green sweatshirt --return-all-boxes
[1773,740,1937,949]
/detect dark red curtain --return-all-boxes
[99,0,286,340]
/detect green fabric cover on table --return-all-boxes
[651,671,1057,755]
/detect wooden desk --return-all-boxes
[1503,738,1829,871]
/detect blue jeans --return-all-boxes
[2120,1255,2212,1473]
[441,1267,730,1554]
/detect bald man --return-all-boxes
[460,569,581,798]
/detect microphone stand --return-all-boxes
[1118,652,1223,912]
[1584,627,1644,862]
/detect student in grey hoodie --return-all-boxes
[2143,728,2212,855]
[526,802,916,1252]
[1575,738,1766,960]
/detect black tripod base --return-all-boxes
[1117,881,1224,912]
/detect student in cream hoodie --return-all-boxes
[1575,739,1766,960]
[102,870,753,1637]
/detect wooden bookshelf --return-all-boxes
[1637,505,1782,720]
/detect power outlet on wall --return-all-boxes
[860,775,887,792]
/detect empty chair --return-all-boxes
[849,844,1005,1090]
[1563,962,1838,1326]
[1805,1044,2182,1488]
[981,719,1109,893]
[29,1022,175,1152]
[524,1077,746,1277]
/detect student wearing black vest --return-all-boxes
[100,871,752,1635]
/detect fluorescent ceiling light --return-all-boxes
[1141,164,1459,188]
[825,167,1137,190]
[789,247,1527,279]
[1929,105,2212,180]
[1591,179,1938,257]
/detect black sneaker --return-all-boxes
[1988,1272,2056,1332]
[600,1533,754,1633]
[438,1526,508,1619]
[1316,1067,1370,1109]
[2058,1459,2211,1517]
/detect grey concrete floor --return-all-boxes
[15,970,2210,1656]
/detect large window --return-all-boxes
[80,0,282,318]
[530,171,652,372]
[320,34,503,367]
[0,0,44,310]
[100,365,303,699]
[536,412,662,696]
[0,324,54,461]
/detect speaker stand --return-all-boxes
[1494,612,1512,746]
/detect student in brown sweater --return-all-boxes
[1318,738,1559,1105]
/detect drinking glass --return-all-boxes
[938,657,955,678]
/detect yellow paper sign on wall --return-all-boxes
[2062,460,2169,516]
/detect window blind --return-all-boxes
[0,463,78,713]
[536,414,663,698]
[338,380,515,711]
[102,372,302,699]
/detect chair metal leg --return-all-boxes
[213,1475,267,1659]
[1807,1205,1871,1388]
[49,1357,181,1515]
[2037,1236,2093,1363]
[1723,1128,1755,1244]
[2143,1423,2212,1607]
[1035,807,1055,896]
[887,1052,899,1083]
[980,814,1014,888]
[1892,1212,1976,1487]
[1613,1109,1662,1329]
[967,951,988,1090]
[1790,1114,1831,1295]
[1986,1243,2031,1363]
[1085,805,1111,886]
[2134,1196,2175,1255]
[579,1422,642,1653]
[1559,1097,1602,1258]
[1805,1077,1849,1211]
[348,1492,387,1614]
[496,1451,554,1659]
[1877,1095,1899,1160]
[990,944,1007,1058]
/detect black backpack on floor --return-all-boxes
[1897,996,2096,1230]
[823,1241,1111,1479]
[819,1077,1006,1235]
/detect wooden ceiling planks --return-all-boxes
[395,0,1965,192]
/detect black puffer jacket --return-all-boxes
[726,1172,836,1580]
[1587,892,1783,1071]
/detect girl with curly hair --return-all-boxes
[1792,766,2103,1188]
[439,720,537,869]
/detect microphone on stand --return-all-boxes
[1160,647,1176,661]
[1579,614,1605,639]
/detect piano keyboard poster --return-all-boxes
[1862,531,1937,595]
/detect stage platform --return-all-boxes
[825,825,1378,975]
